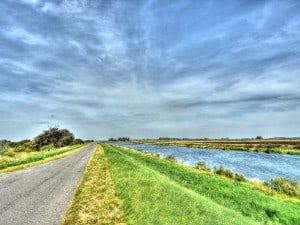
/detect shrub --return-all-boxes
[14,141,36,152]
[155,153,161,158]
[40,144,56,152]
[4,149,16,157]
[265,178,300,197]
[165,155,176,162]
[234,173,246,182]
[34,127,74,150]
[195,161,210,171]
[293,145,300,150]
[265,208,278,218]
[0,140,10,156]
[213,166,234,178]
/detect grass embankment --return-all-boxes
[0,144,87,173]
[103,143,300,225]
[61,144,125,225]
[134,139,300,154]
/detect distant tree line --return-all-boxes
[157,137,266,140]
[108,137,130,141]
[158,137,190,140]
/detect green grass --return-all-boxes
[62,144,125,225]
[0,144,87,173]
[103,143,261,225]
[103,143,300,225]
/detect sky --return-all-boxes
[1,0,300,140]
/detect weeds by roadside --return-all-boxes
[61,144,125,225]
[0,145,86,173]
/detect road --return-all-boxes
[0,144,96,225]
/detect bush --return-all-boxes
[195,161,210,171]
[293,145,300,150]
[14,141,36,152]
[265,178,300,197]
[234,173,246,182]
[40,144,56,152]
[0,140,10,156]
[165,155,176,162]
[34,127,74,150]
[213,166,234,178]
[155,153,161,158]
[4,149,16,157]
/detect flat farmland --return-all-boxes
[132,139,300,154]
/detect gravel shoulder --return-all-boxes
[0,144,96,225]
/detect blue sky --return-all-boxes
[1,0,300,140]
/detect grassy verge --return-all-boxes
[103,143,261,225]
[61,144,125,225]
[0,144,87,173]
[133,140,300,155]
[103,143,300,225]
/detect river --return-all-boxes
[112,142,300,182]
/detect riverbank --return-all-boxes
[131,139,300,155]
[112,142,300,183]
[101,143,300,225]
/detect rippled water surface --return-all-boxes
[112,142,300,182]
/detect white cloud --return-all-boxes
[6,28,47,46]
[21,0,40,6]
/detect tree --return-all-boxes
[256,136,263,140]
[34,127,74,150]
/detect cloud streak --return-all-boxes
[0,0,300,140]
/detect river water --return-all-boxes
[112,142,300,182]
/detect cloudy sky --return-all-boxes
[1,0,300,140]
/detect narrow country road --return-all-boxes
[0,144,96,225]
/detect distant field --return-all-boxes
[101,143,300,225]
[132,139,300,154]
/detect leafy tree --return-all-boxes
[34,127,74,150]
[256,136,263,140]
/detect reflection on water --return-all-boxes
[112,142,300,182]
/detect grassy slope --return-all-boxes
[103,144,300,225]
[103,143,260,225]
[0,144,87,173]
[61,144,125,225]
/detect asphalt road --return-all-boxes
[0,144,96,225]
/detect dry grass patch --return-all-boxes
[61,144,125,225]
